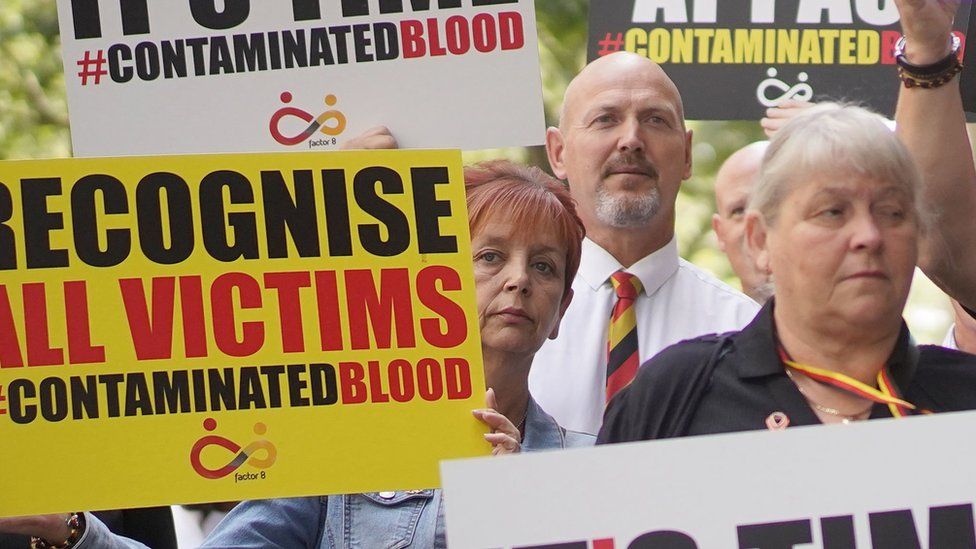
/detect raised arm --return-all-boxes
[894,0,976,309]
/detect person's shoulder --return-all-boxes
[675,260,757,302]
[916,345,976,379]
[598,333,736,443]
[634,332,735,384]
[913,345,976,409]
[673,259,740,293]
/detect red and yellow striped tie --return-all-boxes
[606,271,642,402]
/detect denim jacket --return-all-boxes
[78,397,593,549]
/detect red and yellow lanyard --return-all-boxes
[777,346,929,418]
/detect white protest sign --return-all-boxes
[442,411,976,548]
[56,0,544,156]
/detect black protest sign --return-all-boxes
[588,0,970,120]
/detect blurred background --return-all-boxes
[0,0,956,342]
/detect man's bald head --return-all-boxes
[712,141,771,303]
[559,52,686,130]
[714,141,767,209]
[546,51,693,265]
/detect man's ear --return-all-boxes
[548,288,574,340]
[546,127,568,180]
[744,212,770,275]
[711,213,728,252]
[682,128,694,180]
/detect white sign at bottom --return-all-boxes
[441,411,976,548]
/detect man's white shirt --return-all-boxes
[944,326,957,350]
[529,237,760,434]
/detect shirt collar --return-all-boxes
[733,300,783,379]
[943,325,958,349]
[521,395,563,451]
[736,299,918,389]
[577,236,680,296]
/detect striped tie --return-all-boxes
[606,271,642,402]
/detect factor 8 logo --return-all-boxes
[756,67,814,108]
[190,418,277,480]
[269,91,347,146]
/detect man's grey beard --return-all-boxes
[594,185,660,228]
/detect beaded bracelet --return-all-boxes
[30,513,85,549]
[897,63,963,89]
[894,34,964,89]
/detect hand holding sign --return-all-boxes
[0,514,72,545]
[340,126,399,151]
[473,388,521,456]
[760,99,815,138]
[895,0,960,63]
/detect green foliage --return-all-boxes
[0,0,70,159]
[680,120,765,286]
[536,0,589,127]
[464,0,590,168]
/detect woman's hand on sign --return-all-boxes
[0,514,73,543]
[761,99,815,138]
[340,126,398,150]
[472,388,521,456]
[895,0,959,64]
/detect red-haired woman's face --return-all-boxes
[471,216,573,358]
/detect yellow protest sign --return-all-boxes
[0,150,486,517]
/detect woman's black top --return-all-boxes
[598,300,976,443]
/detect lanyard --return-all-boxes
[777,346,924,418]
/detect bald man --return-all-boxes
[529,53,759,434]
[712,141,773,304]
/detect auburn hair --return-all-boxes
[464,160,585,298]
